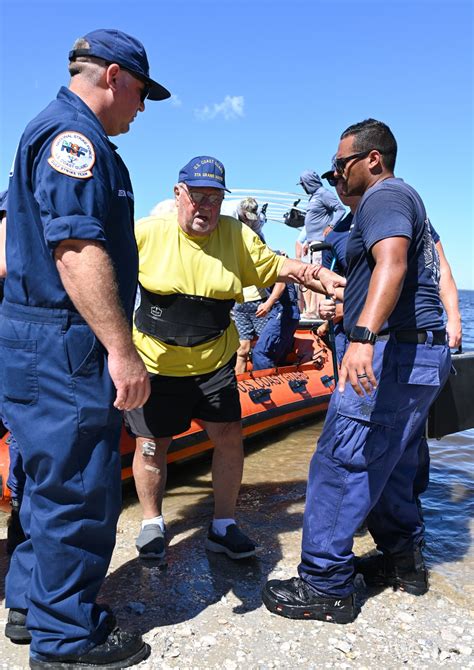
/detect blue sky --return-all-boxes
[1,0,473,288]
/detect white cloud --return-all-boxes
[194,95,244,121]
[169,94,182,107]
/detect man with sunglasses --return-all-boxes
[263,118,451,624]
[124,155,344,563]
[2,29,170,667]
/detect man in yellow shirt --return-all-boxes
[125,155,344,560]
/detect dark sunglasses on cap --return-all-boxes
[332,149,372,175]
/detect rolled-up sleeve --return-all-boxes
[34,126,111,249]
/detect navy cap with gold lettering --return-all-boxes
[178,156,231,192]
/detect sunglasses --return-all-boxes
[332,150,372,175]
[326,175,340,187]
[182,186,224,207]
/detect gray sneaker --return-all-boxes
[136,524,166,559]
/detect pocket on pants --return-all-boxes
[63,324,99,378]
[333,390,396,471]
[0,336,38,404]
[397,343,441,386]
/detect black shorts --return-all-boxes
[124,355,241,438]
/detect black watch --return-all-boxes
[349,326,377,345]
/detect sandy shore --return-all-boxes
[1,424,473,669]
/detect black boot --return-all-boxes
[29,627,150,669]
[355,545,428,596]
[262,577,357,624]
[5,608,31,643]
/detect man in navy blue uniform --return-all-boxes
[262,119,451,624]
[1,29,170,667]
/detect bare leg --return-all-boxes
[132,436,172,518]
[203,420,244,519]
[235,339,251,374]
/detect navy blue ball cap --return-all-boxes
[69,28,171,101]
[0,189,7,213]
[178,156,231,192]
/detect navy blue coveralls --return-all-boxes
[252,283,300,370]
[298,178,451,598]
[0,87,138,659]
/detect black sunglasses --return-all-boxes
[326,175,339,187]
[332,150,372,175]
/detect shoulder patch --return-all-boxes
[47,131,96,179]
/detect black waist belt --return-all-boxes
[378,329,446,345]
[134,286,234,347]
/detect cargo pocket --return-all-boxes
[397,344,440,386]
[333,389,397,471]
[0,337,38,404]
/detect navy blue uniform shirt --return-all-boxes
[6,87,138,319]
[343,178,443,333]
[322,213,353,276]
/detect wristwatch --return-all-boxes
[349,326,377,345]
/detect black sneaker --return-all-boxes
[6,498,26,555]
[205,523,258,559]
[262,577,357,624]
[355,547,428,596]
[5,608,31,643]
[6,606,116,646]
[135,523,165,560]
[29,627,150,669]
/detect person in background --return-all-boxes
[124,156,345,562]
[252,252,301,370]
[297,170,346,319]
[1,29,170,667]
[263,118,451,624]
[0,191,27,556]
[221,197,270,373]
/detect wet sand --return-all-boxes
[1,419,473,669]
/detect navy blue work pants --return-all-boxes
[298,334,451,598]
[0,302,122,659]
[252,314,299,370]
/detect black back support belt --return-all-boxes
[134,286,235,347]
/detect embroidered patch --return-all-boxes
[47,131,95,179]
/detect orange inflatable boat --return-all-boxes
[0,326,335,509]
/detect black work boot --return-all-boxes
[5,608,31,643]
[29,627,149,669]
[355,546,428,596]
[6,498,26,555]
[262,577,357,624]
